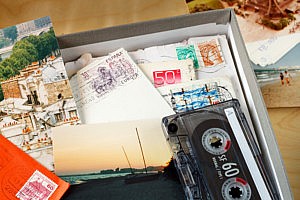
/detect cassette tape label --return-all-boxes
[212,155,241,180]
[225,107,272,200]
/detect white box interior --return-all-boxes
[59,11,292,200]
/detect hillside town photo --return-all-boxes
[0,16,80,171]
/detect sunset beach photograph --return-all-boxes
[52,119,185,199]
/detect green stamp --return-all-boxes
[176,45,199,69]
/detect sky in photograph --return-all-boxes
[52,119,172,176]
[0,16,52,48]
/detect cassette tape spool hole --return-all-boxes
[202,127,231,155]
[222,177,251,200]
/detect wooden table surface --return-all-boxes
[1,0,299,199]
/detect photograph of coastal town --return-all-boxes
[52,119,185,199]
[0,16,80,171]
[186,0,300,107]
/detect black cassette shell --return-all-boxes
[163,100,266,200]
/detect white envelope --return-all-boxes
[70,48,175,124]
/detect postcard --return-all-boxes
[0,134,69,200]
[0,16,81,171]
[252,41,300,107]
[52,119,185,199]
[69,48,175,124]
[186,0,300,108]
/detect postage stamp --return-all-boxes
[158,78,235,113]
[16,170,58,200]
[176,45,200,69]
[71,48,139,109]
[197,39,224,67]
[138,59,195,88]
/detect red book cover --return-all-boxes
[0,134,69,200]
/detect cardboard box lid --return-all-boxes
[57,9,231,50]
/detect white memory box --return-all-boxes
[57,9,292,199]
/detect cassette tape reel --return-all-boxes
[162,99,278,200]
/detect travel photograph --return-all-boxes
[186,0,300,107]
[0,16,80,171]
[52,119,185,200]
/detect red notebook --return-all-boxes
[0,135,69,200]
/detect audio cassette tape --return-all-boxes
[162,99,278,200]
